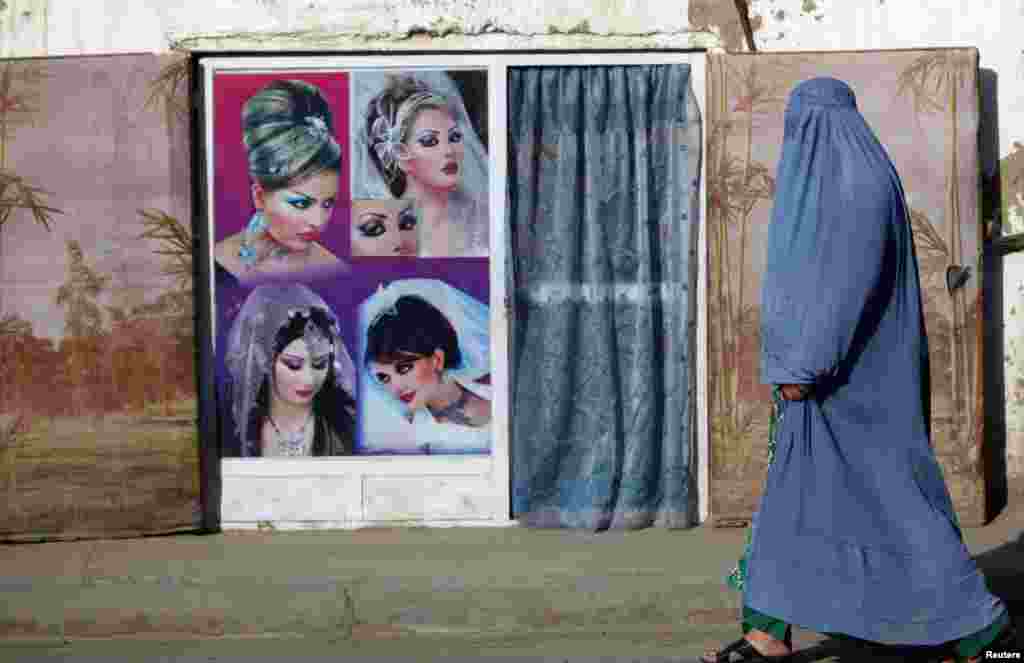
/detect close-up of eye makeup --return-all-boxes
[349,198,420,258]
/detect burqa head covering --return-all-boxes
[760,77,917,388]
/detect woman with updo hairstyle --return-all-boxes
[357,73,490,258]
[214,79,345,284]
[358,279,492,454]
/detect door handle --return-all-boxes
[946,264,971,294]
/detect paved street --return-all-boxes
[1,483,1022,662]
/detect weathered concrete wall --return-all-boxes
[0,0,732,56]
[7,0,1019,507]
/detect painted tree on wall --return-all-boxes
[707,49,987,525]
[55,240,111,417]
[0,62,61,232]
[0,62,63,343]
[0,314,32,507]
[897,50,979,449]
[0,314,33,411]
[0,62,63,493]
[138,55,194,417]
[706,56,807,480]
[144,56,190,129]
[1,55,202,540]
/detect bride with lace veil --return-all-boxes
[220,283,357,457]
[350,70,490,258]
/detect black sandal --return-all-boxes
[699,637,794,662]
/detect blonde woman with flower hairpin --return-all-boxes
[214,80,347,284]
[352,72,490,258]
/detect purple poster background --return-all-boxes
[214,258,489,456]
[215,258,488,364]
[210,65,492,459]
[212,72,351,257]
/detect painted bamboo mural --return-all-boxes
[707,50,986,526]
[0,54,199,540]
[0,61,63,524]
[897,50,980,456]
[0,62,61,231]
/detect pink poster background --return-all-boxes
[212,72,351,258]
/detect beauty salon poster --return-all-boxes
[207,66,492,458]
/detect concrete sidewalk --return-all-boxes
[1,490,1022,662]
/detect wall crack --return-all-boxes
[171,25,707,51]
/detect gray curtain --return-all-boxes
[507,65,702,530]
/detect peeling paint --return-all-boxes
[105,0,718,52]
[427,16,466,37]
[171,29,714,52]
[548,19,591,35]
[4,0,709,57]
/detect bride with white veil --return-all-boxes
[357,278,492,454]
[349,70,490,258]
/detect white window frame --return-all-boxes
[200,51,708,529]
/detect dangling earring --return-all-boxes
[238,211,267,265]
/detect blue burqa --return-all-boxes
[746,77,1005,644]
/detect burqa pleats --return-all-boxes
[747,77,1005,644]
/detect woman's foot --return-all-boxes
[700,629,793,662]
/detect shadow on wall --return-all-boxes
[979,67,1009,524]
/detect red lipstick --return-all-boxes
[297,229,321,242]
[442,162,458,176]
[399,391,415,404]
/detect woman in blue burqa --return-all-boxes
[702,78,1014,662]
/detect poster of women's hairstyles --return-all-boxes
[348,69,490,258]
[207,65,493,458]
[210,72,352,285]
